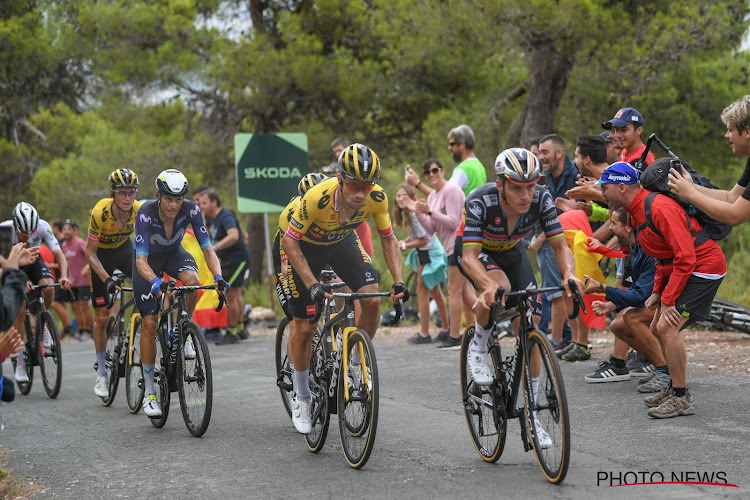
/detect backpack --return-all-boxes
[638,157,732,246]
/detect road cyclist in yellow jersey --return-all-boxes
[282,143,408,435]
[83,169,142,401]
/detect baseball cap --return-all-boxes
[594,162,640,185]
[600,131,613,142]
[602,108,644,129]
[62,219,78,228]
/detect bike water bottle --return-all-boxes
[168,328,175,349]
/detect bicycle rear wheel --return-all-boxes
[460,323,506,463]
[305,328,330,452]
[12,348,33,395]
[337,329,378,469]
[177,322,213,437]
[101,315,120,406]
[523,329,570,484]
[38,312,62,399]
[274,317,294,420]
[150,325,170,428]
[125,314,144,414]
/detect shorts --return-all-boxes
[673,274,724,328]
[272,232,293,321]
[71,285,91,302]
[91,243,134,308]
[20,259,54,284]
[459,245,542,316]
[287,232,379,319]
[448,235,462,266]
[133,247,199,317]
[535,241,563,301]
[222,260,248,288]
[416,249,431,266]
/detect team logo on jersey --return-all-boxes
[102,208,109,222]
[139,214,151,224]
[370,190,385,203]
[467,200,484,220]
[190,205,200,217]
[135,234,144,243]
[495,217,501,225]
[176,216,187,225]
[365,271,374,282]
[483,194,499,206]
[301,199,310,220]
[290,219,303,230]
[542,194,555,211]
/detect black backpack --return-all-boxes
[638,157,732,246]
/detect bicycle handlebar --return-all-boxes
[308,291,402,325]
[492,279,586,323]
[30,282,74,301]
[150,280,227,315]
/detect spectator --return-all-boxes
[405,158,472,349]
[596,162,726,418]
[601,107,656,166]
[48,219,74,336]
[61,220,94,339]
[393,183,449,345]
[197,190,251,345]
[600,131,622,164]
[192,185,211,204]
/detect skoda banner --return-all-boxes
[234,133,308,213]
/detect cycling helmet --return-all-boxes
[12,202,39,234]
[338,143,381,184]
[494,148,541,185]
[297,173,327,196]
[109,168,140,190]
[155,169,189,197]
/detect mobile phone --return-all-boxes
[405,164,411,172]
[0,225,13,259]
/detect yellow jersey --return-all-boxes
[88,198,142,249]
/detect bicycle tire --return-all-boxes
[12,349,33,395]
[38,311,62,399]
[305,328,330,453]
[708,298,750,334]
[101,314,120,406]
[459,323,506,463]
[274,317,294,420]
[337,328,379,469]
[177,322,213,437]
[522,329,570,484]
[150,325,170,428]
[125,314,144,414]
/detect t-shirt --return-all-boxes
[620,143,656,166]
[88,198,142,249]
[134,199,211,257]
[416,182,465,256]
[1,219,60,252]
[62,235,89,287]
[734,157,750,201]
[451,157,487,197]
[205,207,249,266]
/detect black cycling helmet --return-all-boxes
[297,173,327,196]
[338,143,381,184]
[155,169,189,197]
[494,148,541,185]
[109,168,140,190]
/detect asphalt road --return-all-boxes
[1,329,748,499]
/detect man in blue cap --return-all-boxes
[602,108,656,167]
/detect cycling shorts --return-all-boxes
[20,259,54,284]
[91,243,134,308]
[133,247,199,317]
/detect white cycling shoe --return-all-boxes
[94,374,110,398]
[143,394,162,418]
[291,396,312,435]
[14,365,29,383]
[534,417,553,449]
[43,327,53,349]
[467,349,494,386]
[184,335,196,360]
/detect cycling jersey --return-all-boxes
[279,196,300,235]
[88,198,142,249]
[284,177,393,245]
[134,199,211,257]
[462,184,564,253]
[1,219,60,252]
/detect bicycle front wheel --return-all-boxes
[460,323,505,463]
[274,317,294,420]
[38,311,62,399]
[523,329,570,484]
[177,322,213,437]
[101,314,120,406]
[305,328,330,453]
[12,347,33,395]
[337,329,378,469]
[150,325,170,428]
[125,314,144,414]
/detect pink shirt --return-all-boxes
[416,182,466,256]
[62,236,89,288]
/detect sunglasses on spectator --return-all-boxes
[115,189,138,198]
[423,167,442,175]
[449,141,461,147]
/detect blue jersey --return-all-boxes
[134,199,211,257]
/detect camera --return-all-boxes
[0,225,13,259]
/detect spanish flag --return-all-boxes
[182,229,227,329]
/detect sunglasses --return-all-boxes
[342,178,375,193]
[423,167,442,175]
[449,141,461,147]
[115,189,137,198]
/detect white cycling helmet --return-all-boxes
[12,202,39,234]
[155,169,189,197]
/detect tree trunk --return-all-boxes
[246,214,265,282]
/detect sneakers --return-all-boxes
[215,331,239,345]
[291,397,312,434]
[43,326,53,349]
[533,418,553,449]
[407,333,432,345]
[94,374,109,398]
[143,394,162,418]
[467,349,494,386]
[14,365,29,383]
[648,393,695,418]
[630,363,657,380]
[555,341,575,359]
[637,371,671,393]
[183,335,196,359]
[550,338,570,352]
[625,349,649,371]
[436,335,462,350]
[433,329,450,343]
[561,343,591,362]
[238,327,250,340]
[584,358,630,383]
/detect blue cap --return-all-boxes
[594,162,640,185]
[602,108,644,129]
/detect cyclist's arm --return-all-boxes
[135,255,158,283]
[84,238,109,283]
[52,248,69,281]
[202,247,222,278]
[380,234,404,284]
[282,236,318,289]
[548,236,576,281]
[461,245,495,293]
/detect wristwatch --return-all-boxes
[427,210,433,216]
[599,283,605,293]
[416,181,422,187]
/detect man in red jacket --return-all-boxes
[596,162,726,419]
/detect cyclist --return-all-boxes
[283,144,407,435]
[84,169,142,399]
[459,148,581,447]
[1,202,72,382]
[132,169,226,418]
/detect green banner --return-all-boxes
[234,133,308,213]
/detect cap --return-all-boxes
[600,131,613,142]
[594,162,640,185]
[62,219,78,228]
[602,108,644,129]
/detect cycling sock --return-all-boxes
[293,369,310,398]
[532,377,539,419]
[470,324,490,352]
[143,363,156,395]
[655,365,668,374]
[14,348,24,367]
[96,351,107,376]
